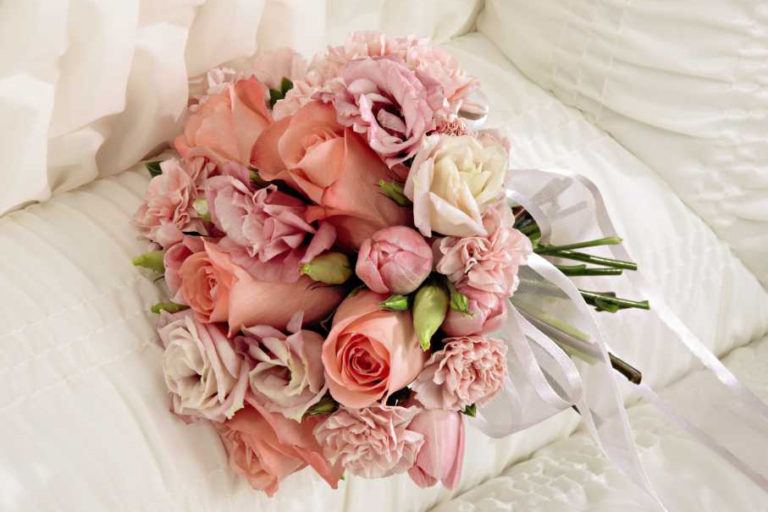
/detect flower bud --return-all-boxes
[356,226,433,295]
[300,252,352,284]
[132,250,165,272]
[380,294,409,311]
[413,281,449,351]
[447,281,469,313]
[150,301,189,314]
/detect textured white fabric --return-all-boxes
[434,335,768,512]
[0,0,481,216]
[477,0,768,286]
[1,31,766,511]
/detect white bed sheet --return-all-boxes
[1,32,766,512]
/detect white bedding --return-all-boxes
[1,28,767,511]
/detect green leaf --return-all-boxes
[145,161,163,177]
[150,302,189,314]
[380,294,409,311]
[462,404,477,417]
[446,281,469,313]
[280,77,294,94]
[306,395,338,416]
[268,88,284,109]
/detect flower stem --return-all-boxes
[542,249,637,271]
[536,236,623,254]
[579,290,650,311]
[555,264,623,276]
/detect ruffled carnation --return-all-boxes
[158,310,250,422]
[435,202,532,296]
[412,335,507,411]
[313,405,424,479]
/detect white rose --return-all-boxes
[404,134,507,237]
[158,311,250,422]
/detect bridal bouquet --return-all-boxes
[132,32,648,497]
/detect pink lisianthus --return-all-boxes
[442,284,508,336]
[177,240,343,330]
[313,405,424,479]
[319,56,443,167]
[355,226,433,295]
[251,100,409,248]
[133,159,206,248]
[237,313,327,421]
[407,409,465,490]
[206,176,335,282]
[435,203,532,297]
[216,402,342,496]
[158,310,250,422]
[175,76,273,166]
[412,335,507,411]
[321,291,426,408]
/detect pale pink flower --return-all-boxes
[435,202,531,296]
[408,409,465,489]
[355,226,433,295]
[313,405,424,479]
[164,235,205,304]
[133,159,205,248]
[442,283,508,336]
[206,177,336,282]
[318,56,443,167]
[158,310,250,422]
[412,335,507,411]
[248,47,308,91]
[237,313,327,421]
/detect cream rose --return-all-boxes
[404,134,508,237]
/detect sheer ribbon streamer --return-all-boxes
[474,168,768,510]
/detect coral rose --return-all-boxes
[313,405,423,478]
[158,310,249,422]
[412,335,507,411]
[175,76,272,166]
[164,235,205,303]
[408,409,465,489]
[321,291,426,408]
[216,402,342,496]
[251,100,409,248]
[355,226,433,295]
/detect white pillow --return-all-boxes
[478,0,768,285]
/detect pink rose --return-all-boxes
[164,235,205,303]
[435,203,532,296]
[206,176,335,282]
[321,291,426,408]
[442,284,508,336]
[355,226,433,295]
[158,310,249,422]
[177,240,344,330]
[412,335,507,411]
[319,56,443,167]
[408,409,465,489]
[313,405,424,478]
[216,402,342,496]
[252,101,409,248]
[175,76,273,166]
[133,159,205,248]
[237,313,327,421]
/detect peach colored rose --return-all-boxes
[251,100,409,248]
[177,240,344,330]
[313,405,423,478]
[412,335,507,411]
[355,226,433,295]
[405,134,508,238]
[321,291,426,408]
[237,313,327,421]
[158,310,249,422]
[164,235,205,303]
[133,159,205,248]
[216,401,342,496]
[442,284,507,337]
[318,56,443,167]
[175,76,272,166]
[408,409,465,489]
[206,176,335,282]
[435,202,531,297]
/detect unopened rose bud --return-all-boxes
[413,280,449,351]
[132,250,165,272]
[300,252,352,284]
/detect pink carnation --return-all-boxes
[313,405,424,479]
[319,56,443,167]
[435,203,532,297]
[412,335,507,411]
[133,159,206,248]
[206,177,335,282]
